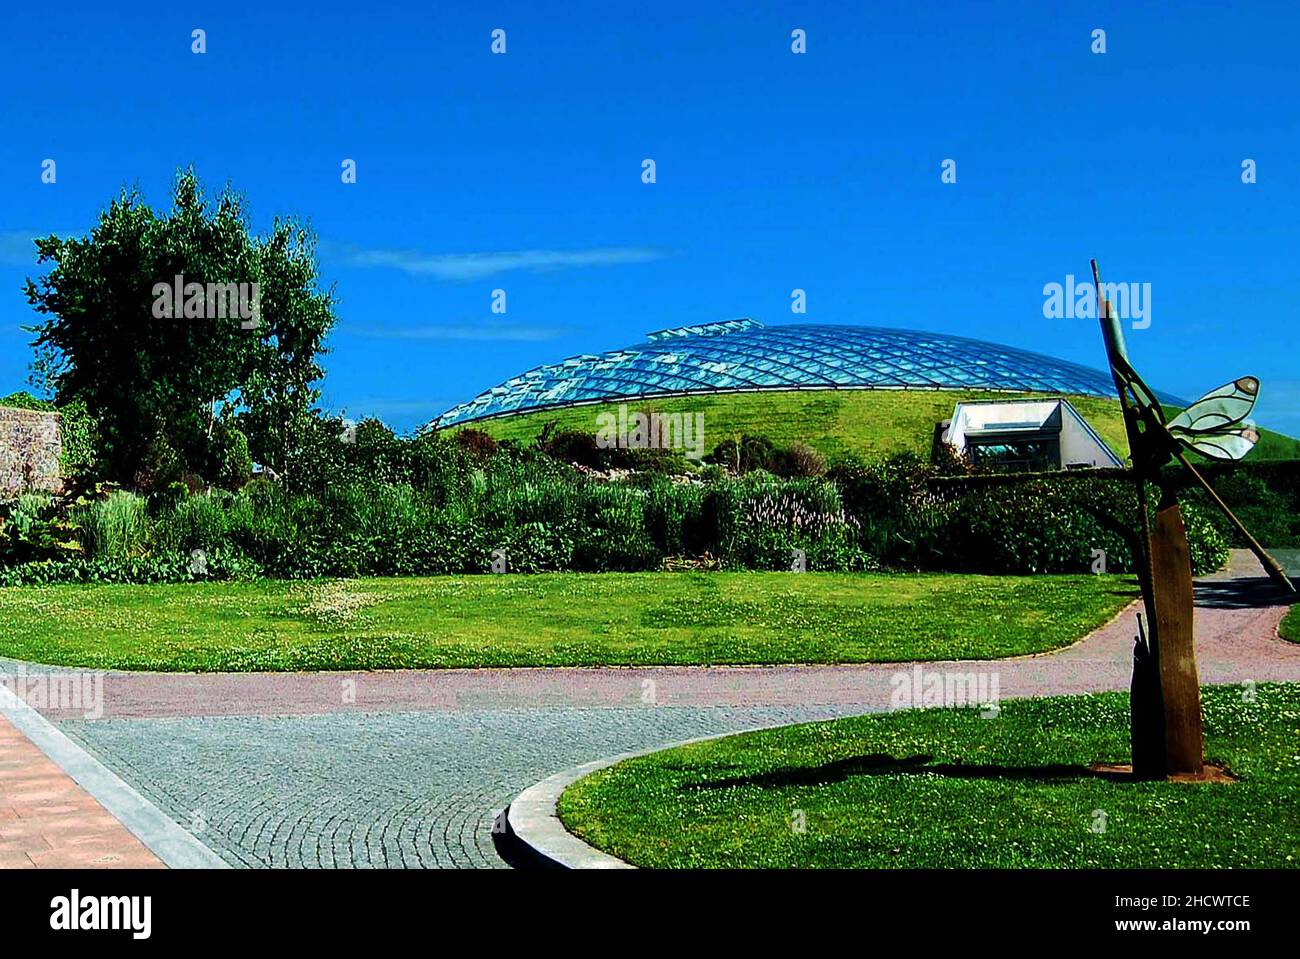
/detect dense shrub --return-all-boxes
[706,434,777,474]
[702,473,874,571]
[0,391,50,411]
[644,478,707,557]
[537,428,603,468]
[1182,504,1232,577]
[829,453,932,560]
[1172,461,1300,549]
[912,474,1229,575]
[56,399,99,479]
[572,484,659,571]
[782,442,827,478]
[0,548,260,586]
[340,419,410,486]
[0,439,1271,583]
[211,423,253,490]
[0,493,83,564]
[705,434,829,478]
[150,490,246,553]
[132,431,184,491]
[455,428,499,462]
[536,426,691,475]
[405,432,470,499]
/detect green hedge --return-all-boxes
[2,440,1274,582]
[910,473,1228,575]
[1167,460,1300,549]
[0,549,259,586]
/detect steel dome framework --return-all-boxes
[434,319,1167,428]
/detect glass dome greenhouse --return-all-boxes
[433,319,1169,428]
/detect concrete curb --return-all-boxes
[503,756,637,869]
[504,720,844,869]
[0,686,230,869]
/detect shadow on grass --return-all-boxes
[685,753,1140,791]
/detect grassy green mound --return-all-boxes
[558,683,1300,868]
[450,389,1300,463]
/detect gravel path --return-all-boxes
[12,551,1296,868]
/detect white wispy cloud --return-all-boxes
[326,242,671,280]
[350,322,573,342]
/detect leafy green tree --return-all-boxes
[24,169,336,488]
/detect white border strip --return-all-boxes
[506,722,837,869]
[506,756,638,869]
[0,686,230,869]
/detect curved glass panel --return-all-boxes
[434,321,1182,427]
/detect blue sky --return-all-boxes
[1,1,1297,434]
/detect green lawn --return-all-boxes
[1281,604,1300,643]
[558,683,1300,868]
[0,571,1132,672]
[453,388,1300,464]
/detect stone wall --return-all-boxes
[0,406,63,498]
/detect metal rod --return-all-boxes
[1170,446,1296,591]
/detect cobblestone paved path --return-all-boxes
[13,552,1298,868]
[55,706,863,868]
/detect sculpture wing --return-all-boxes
[1167,376,1259,434]
[1173,423,1259,461]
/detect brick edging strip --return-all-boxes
[0,687,230,869]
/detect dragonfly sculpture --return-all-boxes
[1091,259,1293,779]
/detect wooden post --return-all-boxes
[1148,484,1204,776]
